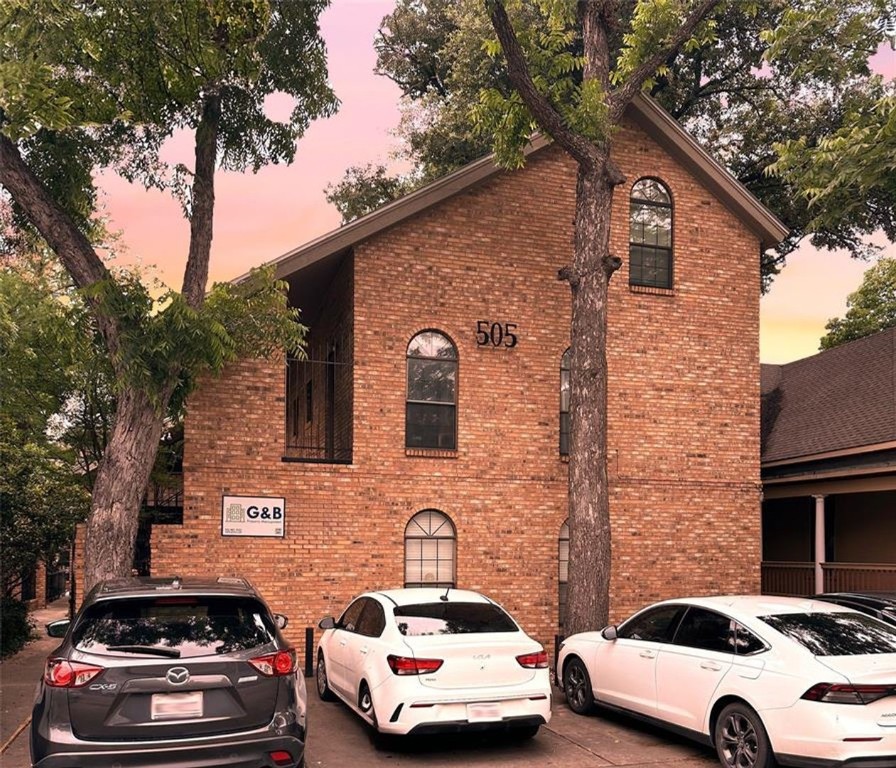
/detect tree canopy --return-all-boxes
[327,0,894,288]
[820,257,896,349]
[0,266,91,594]
[0,0,337,589]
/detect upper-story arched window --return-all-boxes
[406,330,457,449]
[629,178,673,289]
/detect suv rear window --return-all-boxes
[760,612,896,656]
[72,596,277,658]
[394,602,518,636]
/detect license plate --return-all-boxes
[466,702,502,723]
[151,691,203,720]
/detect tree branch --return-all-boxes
[0,132,121,359]
[609,0,722,122]
[488,0,600,169]
[181,92,221,308]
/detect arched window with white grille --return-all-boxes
[405,509,456,588]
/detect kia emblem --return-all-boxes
[166,667,190,686]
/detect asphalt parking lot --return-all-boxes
[304,687,720,768]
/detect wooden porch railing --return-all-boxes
[762,561,896,595]
[823,563,896,592]
[761,561,814,596]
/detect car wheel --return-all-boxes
[316,651,336,701]
[563,657,595,715]
[714,702,775,768]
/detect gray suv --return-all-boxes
[30,576,307,767]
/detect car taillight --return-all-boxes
[249,649,297,677]
[517,650,549,669]
[44,658,103,688]
[387,654,443,675]
[801,683,896,705]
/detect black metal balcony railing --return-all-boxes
[286,355,353,464]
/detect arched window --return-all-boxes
[559,520,569,628]
[406,330,457,449]
[629,178,673,289]
[405,510,456,588]
[560,348,571,455]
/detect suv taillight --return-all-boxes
[516,650,549,669]
[387,654,443,675]
[801,683,895,705]
[249,649,297,677]
[44,658,103,688]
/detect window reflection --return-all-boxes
[629,178,673,289]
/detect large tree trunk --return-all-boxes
[82,387,166,592]
[565,160,620,635]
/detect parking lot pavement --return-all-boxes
[305,688,721,768]
[1,600,69,768]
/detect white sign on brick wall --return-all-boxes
[221,495,285,538]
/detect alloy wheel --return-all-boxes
[718,711,759,768]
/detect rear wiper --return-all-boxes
[106,645,181,658]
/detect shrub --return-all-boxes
[1,597,34,658]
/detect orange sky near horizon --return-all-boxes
[96,1,896,366]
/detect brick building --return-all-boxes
[151,94,787,652]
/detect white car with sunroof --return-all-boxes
[557,595,896,768]
[315,588,551,738]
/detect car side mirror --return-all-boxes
[273,613,288,630]
[601,625,618,641]
[318,616,336,630]
[46,619,70,639]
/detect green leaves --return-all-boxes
[615,0,719,90]
[820,257,896,349]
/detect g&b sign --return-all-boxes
[221,495,285,538]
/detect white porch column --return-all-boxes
[814,494,827,593]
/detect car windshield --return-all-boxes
[72,596,277,657]
[394,602,518,636]
[760,611,896,656]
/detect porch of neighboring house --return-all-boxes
[761,485,896,596]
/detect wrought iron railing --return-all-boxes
[285,355,353,463]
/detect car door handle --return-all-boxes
[639,650,656,659]
[359,647,369,655]
[338,639,347,647]
[700,661,723,671]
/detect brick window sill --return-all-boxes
[629,284,674,297]
[406,448,458,459]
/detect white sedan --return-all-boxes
[557,595,896,768]
[315,588,552,737]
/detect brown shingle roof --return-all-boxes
[761,327,896,463]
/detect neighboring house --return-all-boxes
[144,93,786,652]
[761,327,896,595]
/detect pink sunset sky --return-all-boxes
[97,1,896,365]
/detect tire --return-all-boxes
[316,651,336,701]
[714,702,775,768]
[562,656,595,715]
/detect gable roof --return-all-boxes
[239,94,788,284]
[761,327,896,464]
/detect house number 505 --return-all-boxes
[476,321,518,348]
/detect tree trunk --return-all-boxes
[82,386,166,593]
[565,160,619,635]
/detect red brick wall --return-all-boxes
[153,118,761,654]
